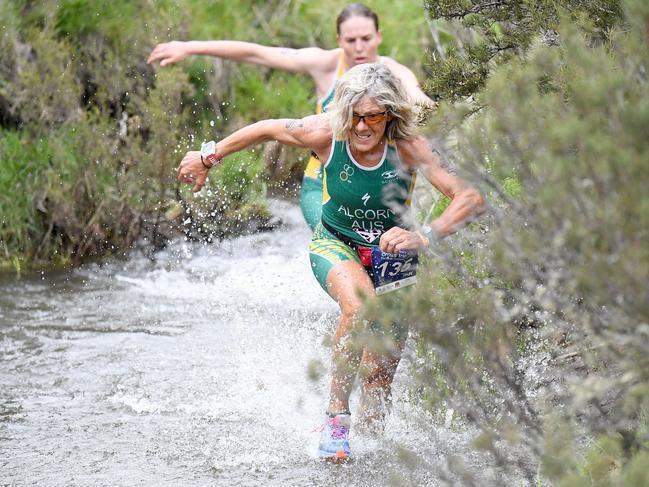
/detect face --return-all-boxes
[337,16,382,66]
[348,97,390,154]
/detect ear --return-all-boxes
[376,30,383,44]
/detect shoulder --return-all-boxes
[302,113,332,132]
[396,135,428,154]
[298,114,333,143]
[302,113,334,159]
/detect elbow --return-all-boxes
[463,187,486,220]
[472,189,487,217]
[252,119,276,143]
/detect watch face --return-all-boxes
[201,140,216,157]
[201,140,218,166]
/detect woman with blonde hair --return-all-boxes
[176,63,484,461]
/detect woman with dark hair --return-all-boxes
[147,3,435,231]
[176,63,484,461]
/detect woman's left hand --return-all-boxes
[379,226,426,253]
[177,151,209,193]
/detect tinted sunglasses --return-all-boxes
[352,111,387,126]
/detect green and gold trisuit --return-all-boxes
[308,135,416,291]
[299,53,346,230]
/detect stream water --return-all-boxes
[1,200,507,486]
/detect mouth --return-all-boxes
[353,131,372,141]
[354,57,366,64]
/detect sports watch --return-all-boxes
[200,140,220,168]
[419,225,439,247]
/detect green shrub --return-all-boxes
[362,0,649,482]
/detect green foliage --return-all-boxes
[55,0,103,37]
[232,70,314,121]
[423,0,625,102]
[0,132,49,262]
[622,450,649,487]
[0,0,200,267]
[541,418,649,486]
[365,0,649,482]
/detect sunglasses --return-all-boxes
[352,111,387,126]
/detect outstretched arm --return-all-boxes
[147,40,335,77]
[379,137,485,253]
[177,114,332,193]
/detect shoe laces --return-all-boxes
[328,416,349,439]
[312,416,349,439]
[330,424,348,439]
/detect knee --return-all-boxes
[360,364,393,390]
[333,313,360,350]
[339,303,362,324]
[333,304,365,352]
[360,357,400,389]
[336,297,365,327]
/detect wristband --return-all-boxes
[200,154,211,169]
[419,225,439,247]
[200,140,219,168]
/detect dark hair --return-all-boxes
[336,3,379,34]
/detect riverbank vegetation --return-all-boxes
[368,0,647,484]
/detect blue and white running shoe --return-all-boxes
[317,413,352,461]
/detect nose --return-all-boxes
[355,118,369,130]
[354,39,364,51]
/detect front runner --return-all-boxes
[147,3,435,230]
[176,63,484,460]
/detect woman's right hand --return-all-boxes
[177,151,209,193]
[147,41,189,66]
[379,226,429,253]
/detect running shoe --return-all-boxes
[317,413,352,461]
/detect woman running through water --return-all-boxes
[147,3,435,230]
[176,63,484,461]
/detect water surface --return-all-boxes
[1,200,503,486]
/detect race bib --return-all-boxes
[357,246,418,295]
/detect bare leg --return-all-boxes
[325,259,375,414]
[357,343,404,429]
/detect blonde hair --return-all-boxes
[328,63,417,141]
